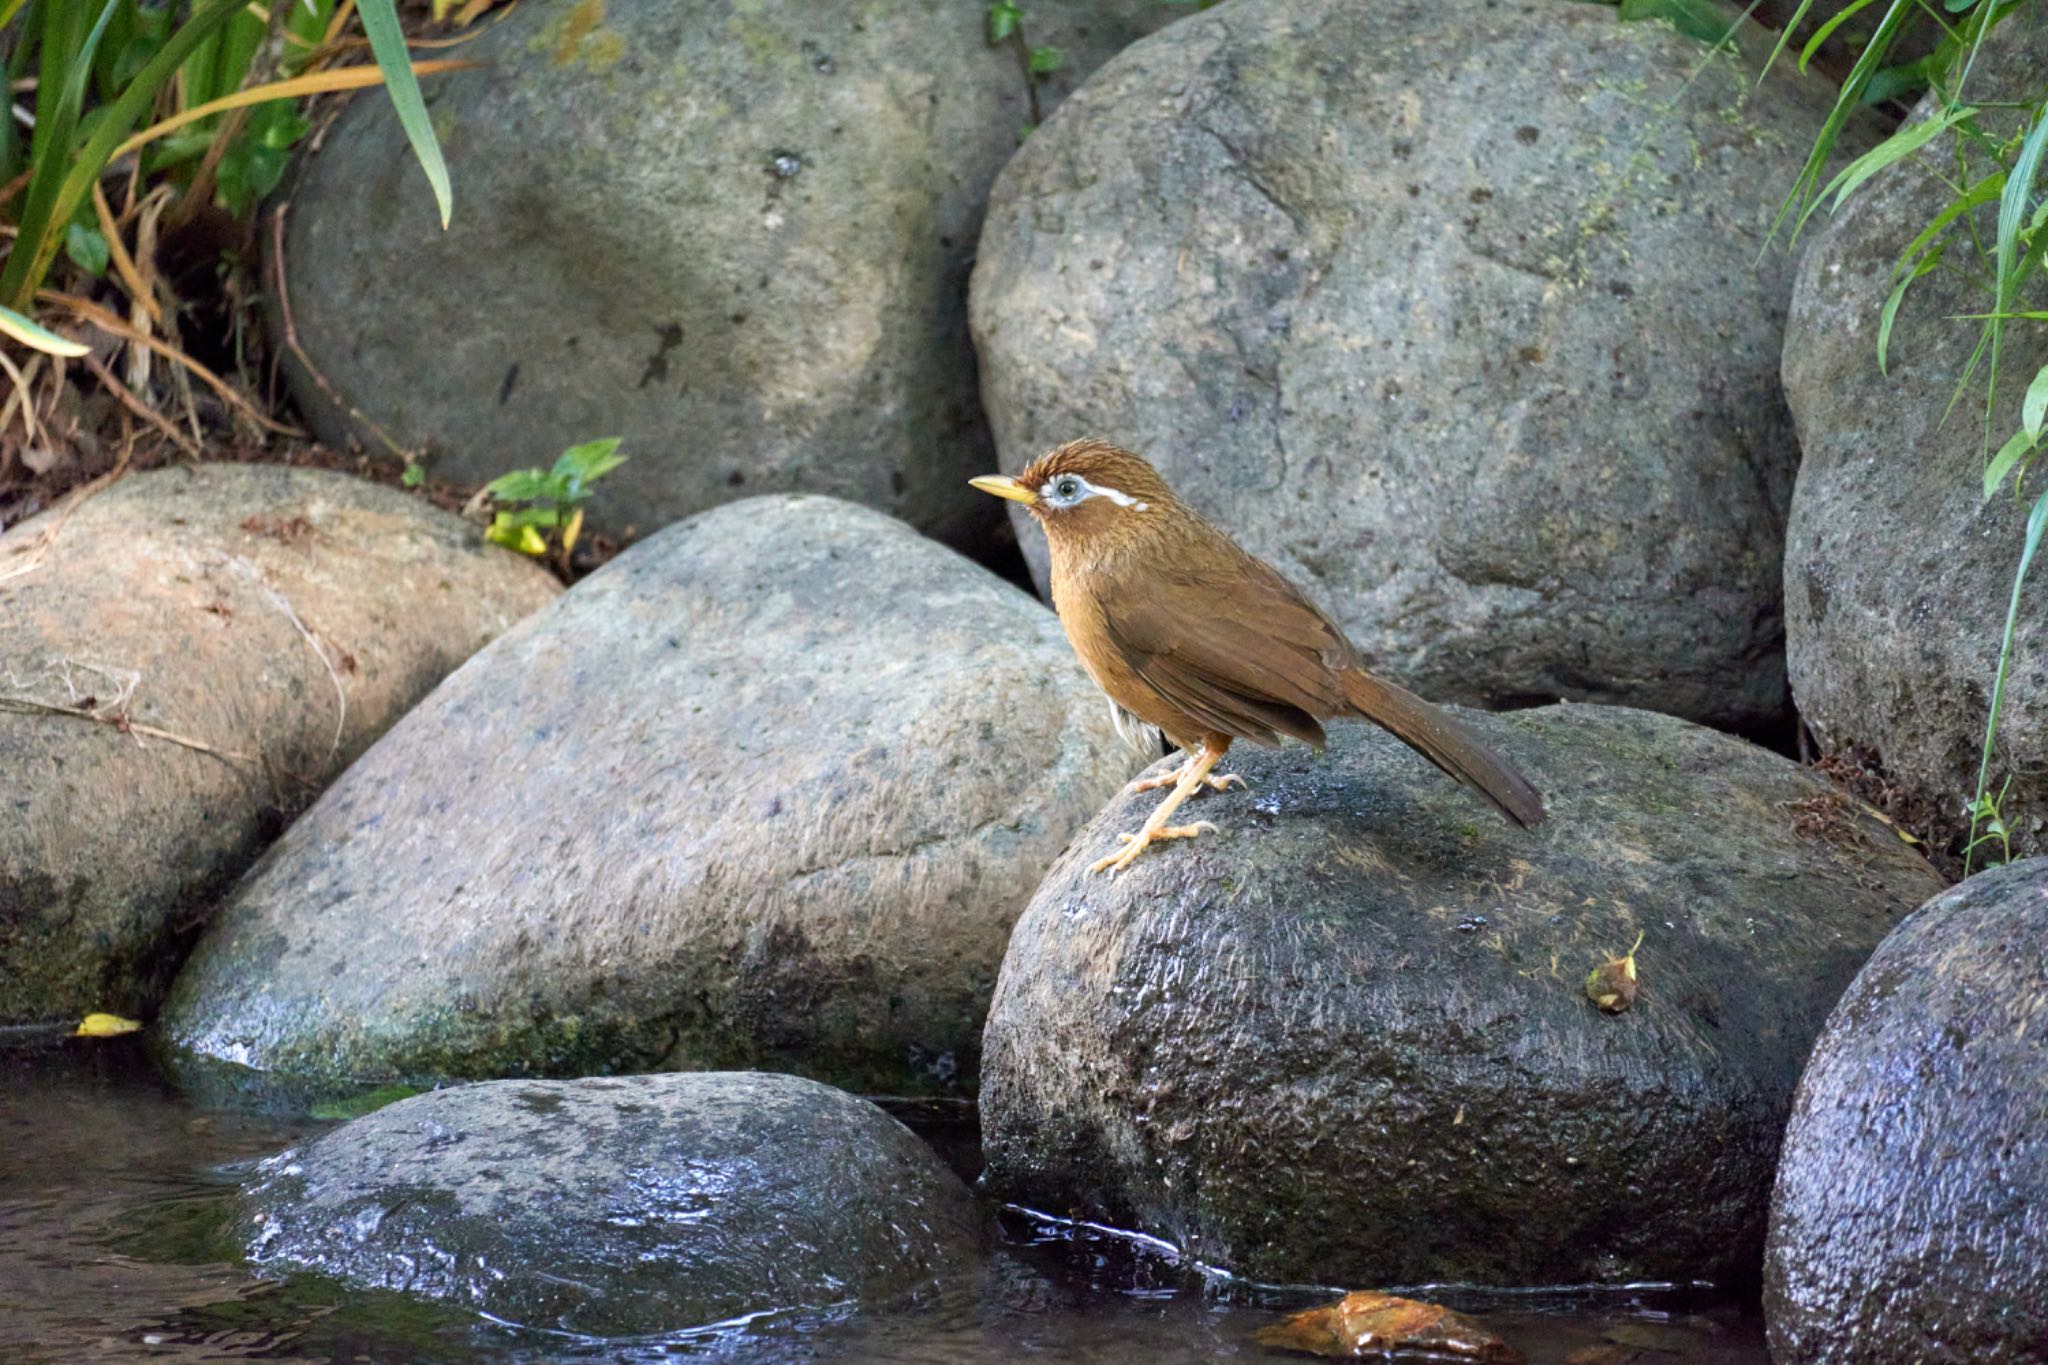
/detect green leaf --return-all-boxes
[1983,426,2036,501]
[496,506,562,530]
[400,463,425,488]
[550,436,627,486]
[2024,363,2048,440]
[1617,0,1736,46]
[1820,105,1976,213]
[483,468,553,502]
[1027,44,1065,74]
[987,1,1021,43]
[64,223,109,275]
[357,0,454,228]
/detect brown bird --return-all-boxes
[972,440,1545,875]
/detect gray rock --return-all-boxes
[1782,7,2048,860]
[274,0,1183,550]
[161,495,1138,1097]
[1765,858,2048,1364]
[239,1071,983,1335]
[971,0,1855,730]
[0,465,558,1025]
[979,704,1946,1288]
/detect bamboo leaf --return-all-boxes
[1879,244,1942,374]
[1966,487,2048,872]
[357,0,455,228]
[1799,0,1882,72]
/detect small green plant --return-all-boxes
[985,1,1067,126]
[0,0,456,349]
[1768,0,2046,868]
[483,438,627,561]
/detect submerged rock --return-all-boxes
[275,0,1183,551]
[971,0,1854,731]
[160,495,1136,1098]
[1781,6,2048,860]
[979,705,1946,1288]
[0,465,557,1025]
[1259,1291,1520,1361]
[239,1071,982,1335]
[1765,859,2048,1364]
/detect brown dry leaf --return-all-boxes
[1257,1290,1522,1361]
[1585,931,1645,1014]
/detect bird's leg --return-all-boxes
[1091,740,1232,875]
[1128,747,1246,795]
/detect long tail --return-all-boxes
[1339,669,1546,828]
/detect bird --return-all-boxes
[971,439,1546,875]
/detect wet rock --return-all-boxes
[0,465,558,1025]
[274,0,1182,551]
[971,0,1857,731]
[239,1071,983,1335]
[161,495,1136,1098]
[979,704,1946,1288]
[1259,1291,1520,1361]
[1764,858,2048,1364]
[1781,7,2048,860]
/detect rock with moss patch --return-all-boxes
[979,704,1946,1288]
[160,495,1137,1098]
[274,0,1183,552]
[972,0,1857,730]
[1765,858,2048,1365]
[1781,7,2048,861]
[0,465,558,1025]
[240,1071,982,1335]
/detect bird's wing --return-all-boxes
[1097,549,1349,748]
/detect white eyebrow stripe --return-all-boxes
[1040,474,1150,511]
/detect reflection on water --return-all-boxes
[0,1035,1767,1364]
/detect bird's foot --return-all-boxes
[1129,765,1245,795]
[1088,821,1218,875]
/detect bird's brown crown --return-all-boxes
[1013,439,1185,531]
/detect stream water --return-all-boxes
[1,1035,1769,1364]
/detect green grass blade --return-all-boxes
[1880,244,1943,373]
[1820,104,1976,213]
[1965,485,2048,872]
[0,0,245,309]
[2024,362,2048,439]
[0,302,89,356]
[356,0,453,228]
[1775,0,1919,247]
[1758,0,1820,82]
[1799,0,1883,72]
[1982,425,2036,499]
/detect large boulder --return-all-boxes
[971,0,1856,731]
[0,465,557,1025]
[239,1072,983,1335]
[979,704,1947,1289]
[275,0,1184,551]
[160,495,1138,1098]
[1765,859,2048,1365]
[1782,7,2048,860]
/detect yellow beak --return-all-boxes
[970,474,1037,506]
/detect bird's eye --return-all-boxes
[1055,477,1081,501]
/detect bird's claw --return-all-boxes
[1089,821,1219,875]
[1128,768,1246,795]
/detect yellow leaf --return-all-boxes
[110,59,481,163]
[75,1012,142,1038]
[562,506,584,554]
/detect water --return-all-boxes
[0,1036,1768,1363]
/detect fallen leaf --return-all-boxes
[1586,932,1645,1014]
[74,1012,142,1037]
[1258,1291,1522,1361]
